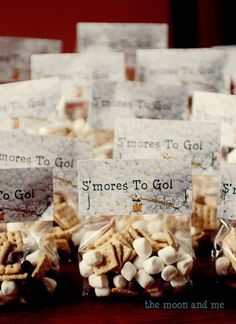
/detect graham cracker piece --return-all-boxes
[7,231,23,253]
[55,239,71,254]
[111,288,138,297]
[0,273,28,281]
[113,243,123,269]
[5,263,21,275]
[122,245,132,263]
[111,233,131,248]
[136,229,160,254]
[94,243,118,275]
[0,241,12,264]
[163,226,179,250]
[202,205,217,231]
[32,254,52,279]
[120,229,134,246]
[127,226,140,240]
[54,202,79,229]
[44,226,71,241]
[0,264,5,274]
[128,250,137,262]
[191,214,203,230]
[93,228,115,248]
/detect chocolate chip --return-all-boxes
[21,260,33,274]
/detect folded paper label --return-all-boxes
[0,167,53,222]
[192,91,236,146]
[114,119,220,175]
[136,48,229,94]
[218,162,236,220]
[89,81,189,129]
[0,130,92,205]
[77,158,192,218]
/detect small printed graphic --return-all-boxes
[131,194,142,213]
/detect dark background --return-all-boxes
[0,0,235,52]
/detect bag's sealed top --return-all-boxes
[136,48,229,94]
[88,81,189,129]
[0,77,62,132]
[218,162,236,220]
[77,23,168,54]
[0,130,92,205]
[192,91,236,146]
[0,36,62,82]
[0,167,53,223]
[114,119,221,175]
[78,158,192,219]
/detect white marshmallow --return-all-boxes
[42,277,57,294]
[133,238,152,260]
[1,281,18,296]
[176,254,194,276]
[23,235,38,252]
[71,228,86,246]
[132,220,147,231]
[121,262,137,281]
[142,214,159,221]
[147,220,163,235]
[161,265,178,281]
[26,250,44,267]
[88,274,109,288]
[95,288,110,297]
[170,275,187,288]
[135,269,155,289]
[151,232,168,242]
[143,256,164,275]
[113,275,127,289]
[158,246,178,265]
[133,256,144,270]
[216,256,231,276]
[83,250,103,266]
[79,260,94,278]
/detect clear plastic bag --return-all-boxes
[78,213,194,298]
[214,220,236,285]
[0,221,60,305]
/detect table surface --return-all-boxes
[1,245,236,324]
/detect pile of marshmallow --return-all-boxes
[78,221,194,298]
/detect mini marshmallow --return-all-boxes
[170,275,187,288]
[177,253,194,276]
[95,287,110,297]
[113,275,127,289]
[161,265,178,281]
[79,260,94,278]
[88,273,109,288]
[147,220,163,235]
[1,281,18,296]
[143,256,164,275]
[83,250,103,266]
[132,220,147,231]
[133,256,145,270]
[71,228,86,246]
[135,269,155,289]
[121,262,137,281]
[142,214,159,221]
[133,238,152,260]
[42,277,57,294]
[216,256,231,276]
[158,246,178,265]
[26,250,44,267]
[23,235,38,252]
